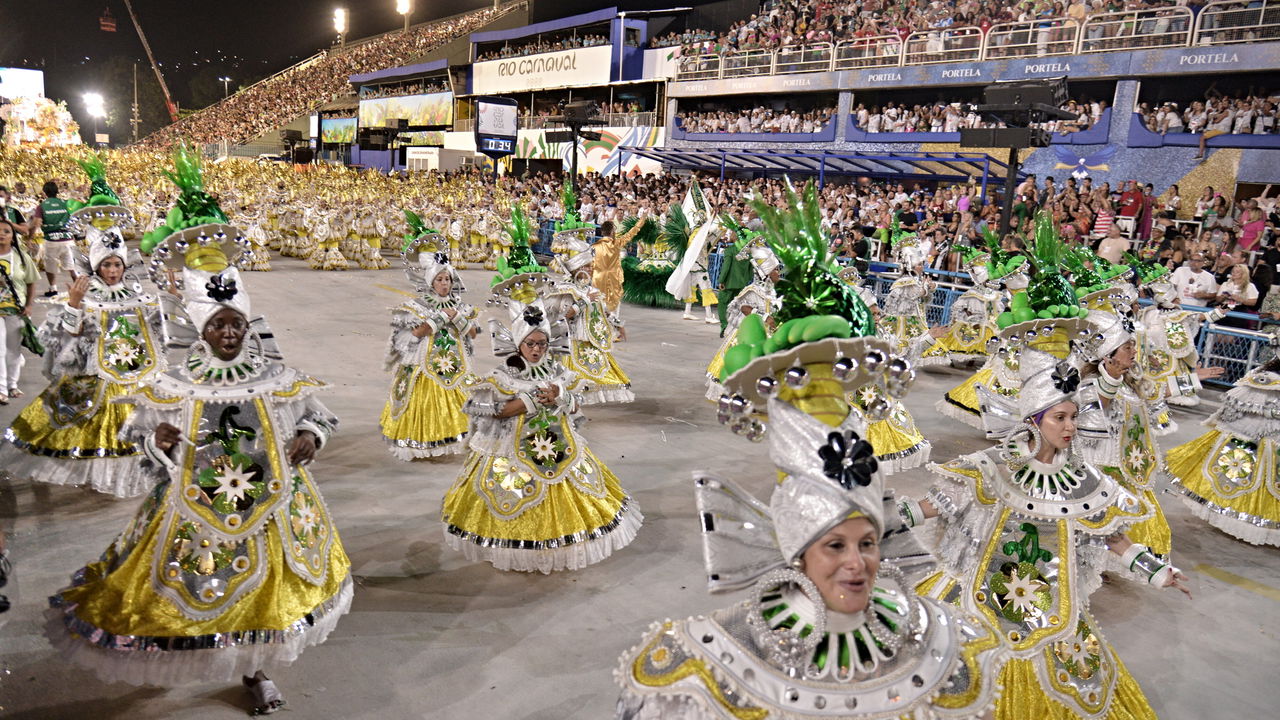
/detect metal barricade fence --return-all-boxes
[833,36,902,69]
[902,26,984,65]
[775,43,833,74]
[1080,8,1194,52]
[1195,0,1280,45]
[985,18,1081,59]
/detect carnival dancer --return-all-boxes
[1167,356,1280,546]
[879,213,934,356]
[546,228,634,405]
[440,272,642,573]
[0,214,40,405]
[704,231,778,402]
[624,183,1004,719]
[1136,275,1226,408]
[664,181,719,323]
[590,219,629,317]
[937,216,1085,429]
[379,212,478,460]
[1077,311,1174,560]
[902,351,1190,720]
[1,161,164,497]
[45,146,351,716]
[920,243,1003,366]
[240,202,273,272]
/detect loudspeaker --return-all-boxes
[279,129,303,142]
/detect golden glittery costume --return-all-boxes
[590,228,629,314]
[1168,363,1280,546]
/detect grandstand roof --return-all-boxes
[617,148,1024,189]
[349,59,450,85]
[470,6,616,44]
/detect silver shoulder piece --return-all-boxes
[694,472,782,593]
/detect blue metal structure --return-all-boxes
[617,147,1021,200]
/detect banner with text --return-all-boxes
[358,91,453,128]
[472,45,613,94]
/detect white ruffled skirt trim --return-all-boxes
[0,449,154,498]
[385,438,466,461]
[444,503,642,574]
[1177,490,1280,547]
[579,386,636,406]
[44,577,353,687]
[876,440,931,475]
[933,397,985,429]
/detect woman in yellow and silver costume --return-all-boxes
[935,269,1033,429]
[1075,311,1174,561]
[441,274,642,573]
[1135,276,1227,409]
[878,228,934,358]
[900,351,1190,720]
[617,185,1005,716]
[919,249,1003,367]
[44,168,351,715]
[1166,355,1280,546]
[0,177,166,498]
[379,213,478,460]
[545,228,634,405]
[704,234,779,402]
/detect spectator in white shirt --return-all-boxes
[1170,254,1219,306]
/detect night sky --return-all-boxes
[0,0,492,107]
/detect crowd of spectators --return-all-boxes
[670,0,1248,61]
[476,33,609,61]
[676,105,837,133]
[649,29,720,48]
[140,4,509,148]
[1138,89,1279,156]
[357,80,451,99]
[854,98,1103,133]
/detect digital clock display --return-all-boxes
[480,137,514,153]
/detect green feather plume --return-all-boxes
[491,202,545,285]
[661,203,692,255]
[75,153,122,206]
[748,181,874,334]
[555,177,593,232]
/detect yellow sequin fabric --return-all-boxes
[379,366,470,455]
[995,655,1157,720]
[6,377,138,457]
[1168,430,1280,540]
[944,366,991,417]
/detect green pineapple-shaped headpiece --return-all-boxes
[65,153,133,234]
[491,202,546,286]
[719,181,876,380]
[140,142,234,254]
[995,213,1088,329]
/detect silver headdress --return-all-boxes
[697,398,884,593]
[487,292,570,358]
[402,231,463,293]
[1076,309,1135,364]
[977,349,1108,465]
[553,233,595,273]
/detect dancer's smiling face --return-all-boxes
[800,517,880,615]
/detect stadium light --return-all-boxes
[218,76,232,98]
[396,0,411,32]
[83,92,106,118]
[334,8,348,45]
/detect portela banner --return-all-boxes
[472,45,613,94]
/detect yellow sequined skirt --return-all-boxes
[923,324,995,362]
[560,343,633,403]
[937,366,991,426]
[379,368,469,459]
[706,327,737,380]
[995,655,1157,720]
[1123,486,1172,556]
[6,376,138,458]
[441,449,641,573]
[1167,430,1280,546]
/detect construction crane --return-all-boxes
[122,0,179,123]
